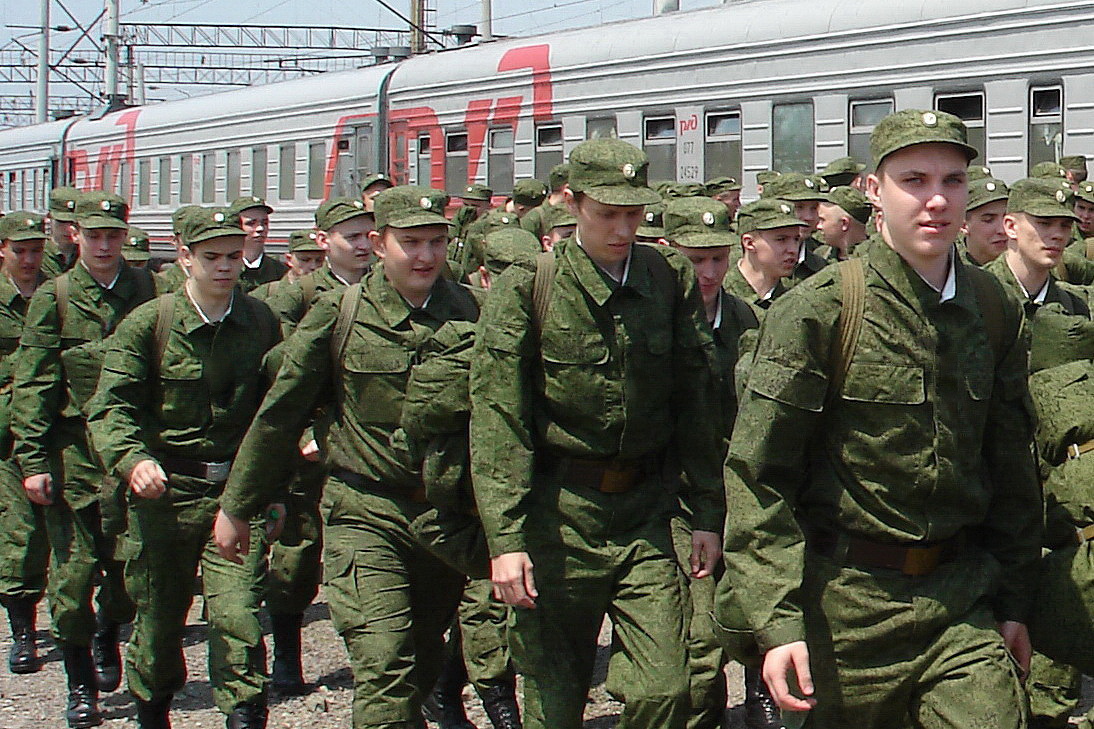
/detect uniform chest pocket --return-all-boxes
[841,363,925,405]
[158,360,206,422]
[965,369,993,401]
[342,346,413,423]
[541,331,610,366]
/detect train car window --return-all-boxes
[252,147,268,199]
[179,155,193,205]
[7,172,15,211]
[354,125,375,190]
[536,124,564,182]
[279,144,296,202]
[201,153,216,203]
[772,102,814,174]
[849,100,892,168]
[1029,86,1063,172]
[935,93,984,163]
[32,169,40,211]
[488,128,514,195]
[705,111,742,182]
[416,135,432,188]
[308,141,326,200]
[139,159,151,207]
[158,158,171,205]
[119,161,130,198]
[644,116,677,181]
[226,150,241,201]
[446,132,469,195]
[587,117,617,140]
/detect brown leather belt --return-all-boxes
[539,455,660,494]
[809,528,963,577]
[332,468,428,504]
[159,456,232,483]
[1068,440,1094,460]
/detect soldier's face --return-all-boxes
[868,144,968,266]
[1068,169,1088,187]
[817,203,847,250]
[1074,199,1094,235]
[238,209,269,248]
[370,224,449,304]
[543,225,576,252]
[75,226,127,277]
[713,190,741,218]
[1004,212,1072,272]
[321,216,375,278]
[285,251,325,277]
[568,195,644,269]
[743,227,800,279]
[49,218,75,248]
[793,201,820,234]
[180,236,244,294]
[963,200,1008,265]
[676,245,731,307]
[0,239,44,286]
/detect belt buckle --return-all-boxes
[902,545,942,577]
[204,461,231,482]
[1069,443,1082,460]
[599,466,636,494]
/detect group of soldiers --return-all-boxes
[2,106,1094,729]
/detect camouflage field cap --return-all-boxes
[1075,181,1094,205]
[288,229,325,253]
[761,172,829,202]
[636,203,666,238]
[122,226,151,262]
[824,186,872,225]
[967,164,994,182]
[663,183,707,199]
[360,173,394,193]
[705,176,742,196]
[227,196,274,218]
[755,170,781,186]
[821,157,866,187]
[1030,161,1068,180]
[737,198,808,235]
[172,205,203,236]
[870,109,978,167]
[0,211,48,242]
[548,163,570,191]
[374,185,451,229]
[482,228,540,276]
[1006,178,1079,220]
[541,204,577,232]
[181,207,245,246]
[967,178,1010,212]
[1061,155,1088,174]
[568,138,660,206]
[314,197,372,230]
[663,197,738,248]
[461,183,492,202]
[75,191,129,229]
[48,187,80,223]
[512,179,548,207]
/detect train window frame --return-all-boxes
[935,92,985,163]
[158,157,171,206]
[772,102,815,174]
[446,131,470,196]
[138,158,151,207]
[179,154,193,205]
[416,134,432,188]
[201,152,216,204]
[587,117,617,140]
[226,149,241,201]
[488,128,514,196]
[705,109,742,182]
[308,141,326,200]
[251,146,268,200]
[279,144,296,202]
[643,115,677,182]
[1029,85,1063,172]
[848,99,893,168]
[535,123,564,183]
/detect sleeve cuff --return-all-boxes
[487,532,528,558]
[755,619,807,653]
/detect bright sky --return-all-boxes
[1,0,722,123]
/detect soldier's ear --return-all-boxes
[865,172,883,209]
[1003,213,1020,241]
[314,230,331,252]
[541,235,553,252]
[369,228,387,259]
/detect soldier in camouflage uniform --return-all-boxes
[0,212,50,675]
[228,197,287,292]
[42,187,80,280]
[721,199,806,318]
[815,186,870,262]
[470,138,724,729]
[714,109,1040,729]
[360,173,394,213]
[758,173,828,283]
[520,163,570,240]
[1060,155,1088,189]
[155,206,203,295]
[705,176,743,220]
[249,229,327,303]
[121,227,152,270]
[819,157,865,191]
[959,177,1010,266]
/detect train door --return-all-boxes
[332,123,376,197]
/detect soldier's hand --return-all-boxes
[690,529,722,579]
[265,503,287,540]
[490,552,537,609]
[300,439,321,462]
[213,508,251,564]
[998,620,1032,681]
[762,641,817,712]
[129,459,168,499]
[23,473,54,506]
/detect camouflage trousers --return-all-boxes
[265,464,324,616]
[671,514,727,729]
[0,459,48,603]
[321,474,464,729]
[510,477,691,729]
[121,475,269,714]
[457,578,514,691]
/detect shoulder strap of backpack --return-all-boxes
[152,294,176,373]
[1086,237,1094,262]
[330,282,363,366]
[966,267,1008,365]
[54,272,70,330]
[301,275,317,311]
[829,258,866,400]
[531,251,556,334]
[1056,259,1070,283]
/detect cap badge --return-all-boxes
[213,212,225,223]
[502,216,511,224]
[1086,184,1094,193]
[922,112,938,127]
[100,200,111,211]
[353,200,364,209]
[804,178,815,189]
[308,232,317,240]
[466,186,474,193]
[780,204,791,214]
[702,212,716,226]
[66,200,75,209]
[24,217,34,226]
[420,197,432,209]
[621,163,636,180]
[252,196,261,203]
[986,182,996,192]
[645,212,655,223]
[1057,190,1068,203]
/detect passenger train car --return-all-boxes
[2,0,1093,249]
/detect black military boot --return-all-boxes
[5,597,39,674]
[479,681,522,729]
[62,643,104,729]
[226,701,267,729]
[135,694,173,729]
[744,667,784,729]
[270,613,307,695]
[92,614,122,692]
[421,652,475,729]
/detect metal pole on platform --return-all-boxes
[104,0,120,102]
[482,0,492,41]
[36,0,49,123]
